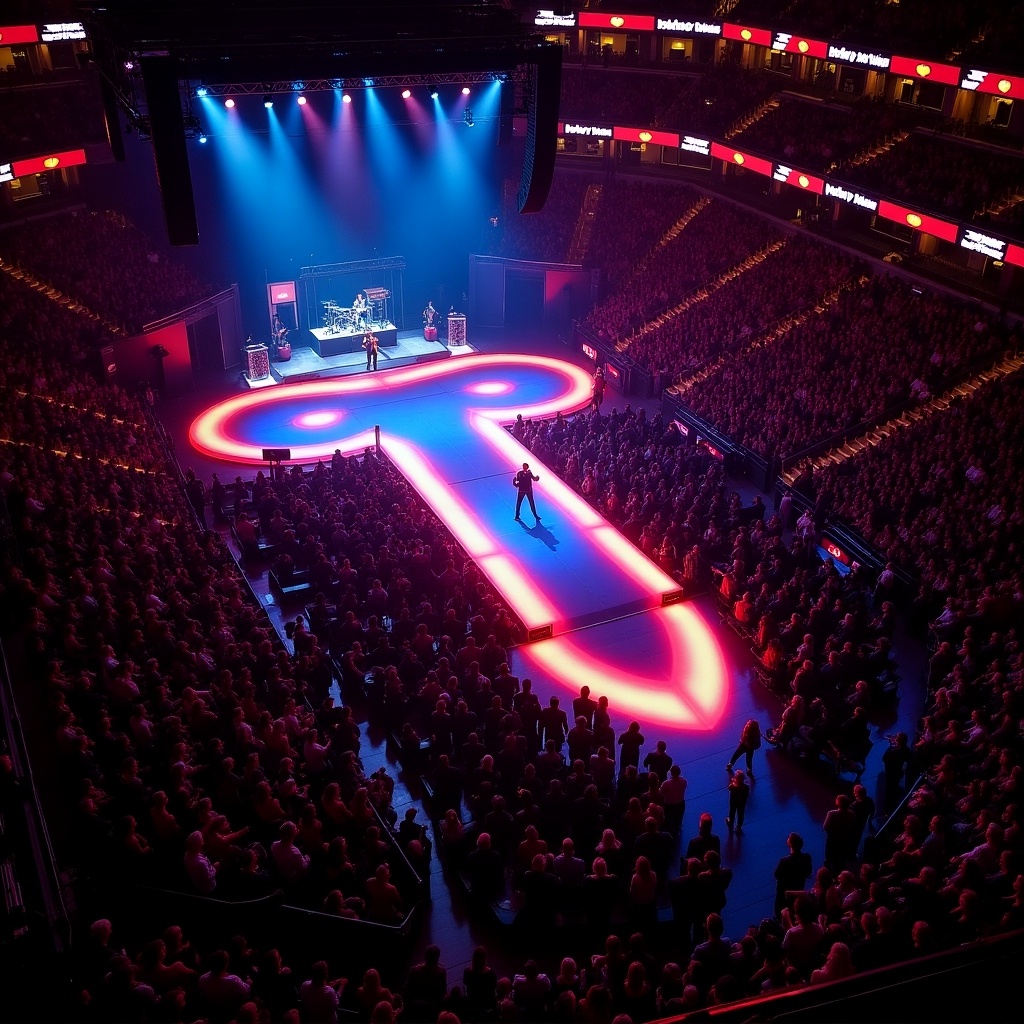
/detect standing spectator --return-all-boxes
[618,721,646,773]
[661,765,688,835]
[773,832,812,918]
[725,770,750,832]
[404,945,447,1022]
[198,949,251,1019]
[298,960,345,1024]
[727,719,762,777]
[823,794,858,874]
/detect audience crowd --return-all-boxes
[0,210,220,333]
[3,50,1024,1020]
[682,274,1013,459]
[622,237,862,383]
[494,173,590,264]
[840,132,1024,222]
[734,97,933,174]
[583,199,779,343]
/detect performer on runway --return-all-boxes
[362,330,379,372]
[513,462,541,522]
[423,301,436,326]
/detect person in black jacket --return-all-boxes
[513,462,541,521]
[772,832,812,917]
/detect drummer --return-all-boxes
[353,292,369,328]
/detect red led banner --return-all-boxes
[1006,243,1024,269]
[614,125,680,147]
[12,149,86,176]
[578,12,656,32]
[723,23,772,47]
[968,70,1024,99]
[773,165,825,194]
[889,55,961,86]
[268,281,296,304]
[711,142,773,178]
[771,31,828,59]
[877,200,958,242]
[0,24,39,44]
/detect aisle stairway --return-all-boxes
[725,96,780,140]
[781,350,1024,483]
[618,237,787,352]
[567,184,603,265]
[672,276,853,393]
[0,256,125,336]
[844,129,911,169]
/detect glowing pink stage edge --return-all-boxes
[188,354,728,728]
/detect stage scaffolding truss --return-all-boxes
[299,256,406,335]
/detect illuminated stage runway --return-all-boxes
[191,353,729,729]
[188,350,928,932]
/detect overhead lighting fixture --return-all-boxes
[342,93,352,104]
[362,77,374,87]
[462,86,471,96]
[464,109,475,127]
[196,86,208,98]
[199,134,208,144]
[429,81,439,99]
[292,81,305,92]
[264,93,274,108]
[401,88,412,99]
[297,95,307,105]
[224,98,235,108]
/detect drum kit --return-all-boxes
[321,300,362,334]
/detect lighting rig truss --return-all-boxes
[191,69,518,98]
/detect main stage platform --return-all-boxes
[309,321,398,357]
[255,330,453,387]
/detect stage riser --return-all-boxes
[269,346,450,384]
[310,326,398,357]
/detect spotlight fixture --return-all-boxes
[362,77,374,87]
[428,81,439,99]
[297,95,307,105]
[199,134,208,144]
[330,78,344,89]
[264,93,274,108]
[401,88,411,99]
[224,98,235,108]
[342,93,352,104]
[464,108,475,127]
[196,86,208,98]
[292,81,305,92]
[462,86,471,96]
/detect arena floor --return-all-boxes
[167,332,928,977]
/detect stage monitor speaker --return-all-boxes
[141,54,199,246]
[517,45,562,214]
[262,448,292,462]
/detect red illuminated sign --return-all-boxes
[268,281,296,304]
[822,539,849,564]
[12,149,86,176]
[960,69,1024,99]
[578,12,656,32]
[877,200,958,242]
[771,32,827,59]
[603,363,621,382]
[722,23,772,47]
[0,24,39,44]
[773,165,825,194]
[710,142,773,177]
[1006,243,1024,269]
[614,125,680,147]
[889,55,961,86]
